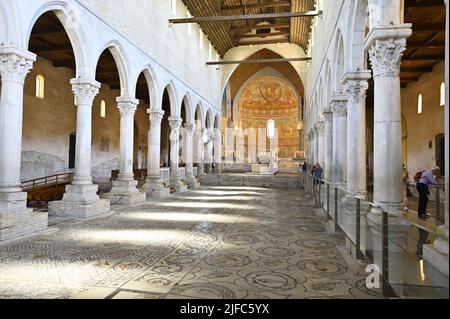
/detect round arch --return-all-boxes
[348,0,369,71]
[24,2,87,75]
[332,31,346,95]
[94,41,130,97]
[133,65,158,110]
[161,82,178,117]
[181,94,193,124]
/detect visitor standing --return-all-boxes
[415,167,441,220]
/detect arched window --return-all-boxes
[35,75,44,99]
[171,0,177,15]
[199,29,204,48]
[208,44,213,60]
[440,82,446,107]
[100,100,106,118]
[267,119,275,139]
[417,94,423,114]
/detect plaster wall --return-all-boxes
[401,61,446,178]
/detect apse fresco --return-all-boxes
[238,76,299,159]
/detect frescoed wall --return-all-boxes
[238,76,299,159]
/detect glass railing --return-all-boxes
[302,172,449,299]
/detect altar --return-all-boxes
[252,164,271,174]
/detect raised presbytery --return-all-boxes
[0,0,448,300]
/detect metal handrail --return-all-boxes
[21,172,74,191]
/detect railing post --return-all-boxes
[356,197,363,260]
[318,179,322,208]
[327,183,330,221]
[381,208,391,297]
[435,186,441,224]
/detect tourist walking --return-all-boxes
[312,163,323,186]
[415,167,441,220]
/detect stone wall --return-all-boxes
[77,0,222,107]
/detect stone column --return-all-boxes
[423,0,449,276]
[213,126,222,173]
[365,26,411,215]
[313,124,319,164]
[323,109,333,181]
[0,46,47,241]
[49,78,110,218]
[198,128,206,174]
[205,128,214,173]
[102,97,145,204]
[343,71,371,197]
[146,110,170,197]
[184,123,200,188]
[331,95,348,184]
[169,117,187,192]
[317,120,325,167]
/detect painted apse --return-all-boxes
[238,76,299,159]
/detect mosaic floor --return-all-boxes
[0,186,383,299]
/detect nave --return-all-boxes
[0,186,380,299]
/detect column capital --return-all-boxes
[148,109,165,124]
[116,96,139,116]
[184,122,196,133]
[364,25,412,78]
[317,120,325,136]
[330,94,348,118]
[322,108,333,123]
[0,46,36,84]
[343,72,371,104]
[168,117,183,128]
[70,78,101,106]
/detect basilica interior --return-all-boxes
[0,0,448,300]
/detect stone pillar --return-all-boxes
[0,46,47,241]
[365,26,411,215]
[423,0,449,276]
[49,78,110,218]
[213,126,222,173]
[198,128,206,174]
[331,95,348,184]
[184,123,200,188]
[313,124,319,164]
[169,117,187,192]
[343,71,371,197]
[205,128,214,173]
[146,110,170,197]
[317,120,325,167]
[323,109,333,181]
[102,97,145,205]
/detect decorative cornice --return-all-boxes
[184,123,196,133]
[0,47,36,84]
[70,78,101,106]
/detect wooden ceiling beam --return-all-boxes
[238,38,290,45]
[231,23,290,31]
[206,57,311,65]
[404,0,445,8]
[412,23,445,32]
[236,31,289,38]
[403,54,445,61]
[401,66,434,73]
[407,41,445,49]
[221,1,291,11]
[169,11,321,24]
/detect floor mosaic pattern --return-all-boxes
[0,186,382,299]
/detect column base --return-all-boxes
[423,236,449,277]
[185,175,200,189]
[100,180,146,205]
[174,181,188,193]
[0,192,48,242]
[48,184,110,218]
[145,180,171,198]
